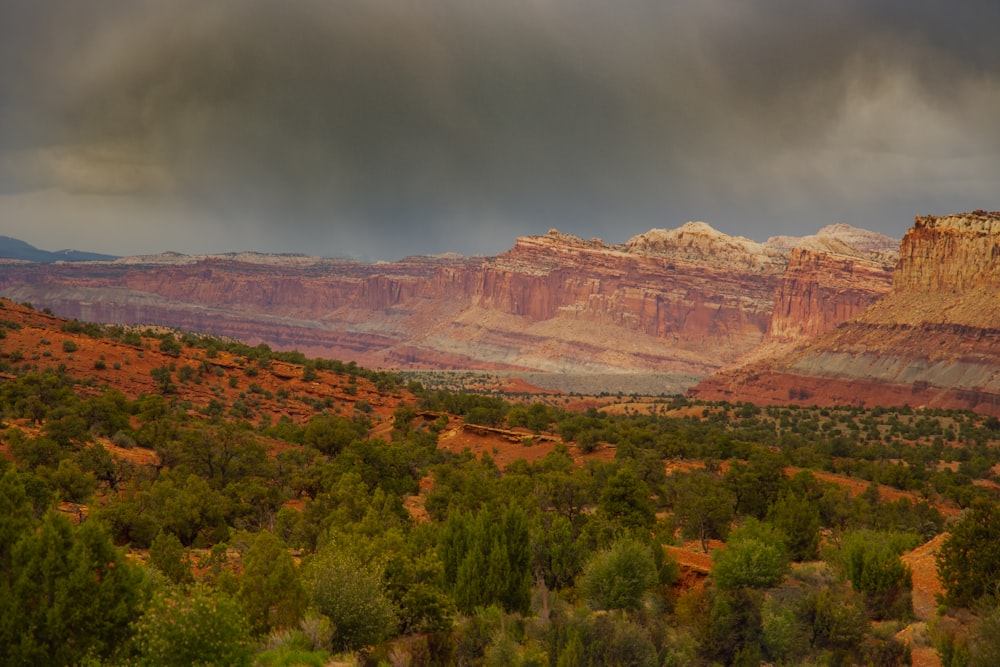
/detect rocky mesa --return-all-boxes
[691,211,1000,414]
[0,222,894,389]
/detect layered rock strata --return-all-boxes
[766,238,895,344]
[691,212,1000,414]
[0,222,894,383]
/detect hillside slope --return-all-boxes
[0,299,407,424]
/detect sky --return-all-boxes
[1,0,999,261]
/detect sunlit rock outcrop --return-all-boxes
[692,211,1000,415]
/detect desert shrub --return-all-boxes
[577,537,657,611]
[149,530,193,585]
[133,585,253,667]
[712,520,790,591]
[838,530,916,620]
[938,500,1000,608]
[301,546,397,652]
[237,531,306,635]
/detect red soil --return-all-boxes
[903,533,948,622]
[0,300,407,427]
[897,533,949,667]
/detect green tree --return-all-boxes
[301,545,397,652]
[798,586,867,655]
[938,500,1000,608]
[510,403,554,433]
[597,468,656,530]
[43,412,90,447]
[392,405,417,437]
[568,612,657,667]
[134,585,253,667]
[536,463,596,523]
[238,531,306,635]
[382,545,456,635]
[531,513,584,589]
[76,441,131,492]
[302,414,366,456]
[149,530,193,585]
[425,454,503,519]
[145,471,231,547]
[673,470,734,552]
[0,511,146,665]
[839,530,914,620]
[967,601,1000,667]
[173,423,269,490]
[724,452,785,520]
[9,434,63,471]
[440,506,532,614]
[577,537,658,611]
[75,390,131,437]
[0,471,32,571]
[760,595,811,664]
[767,490,821,561]
[158,334,182,357]
[712,520,789,591]
[329,436,421,497]
[150,366,176,394]
[700,588,766,666]
[48,458,97,503]
[557,629,586,667]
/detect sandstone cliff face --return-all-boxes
[0,222,896,386]
[692,211,1000,415]
[765,240,894,344]
[893,213,1000,295]
[478,225,782,354]
[429,224,792,376]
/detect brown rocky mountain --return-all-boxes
[763,238,896,350]
[691,211,1000,414]
[0,222,894,391]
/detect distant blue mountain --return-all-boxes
[0,236,117,263]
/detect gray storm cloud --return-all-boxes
[1,0,999,258]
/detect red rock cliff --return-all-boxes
[895,212,1000,295]
[692,211,1000,415]
[766,238,894,344]
[0,222,896,387]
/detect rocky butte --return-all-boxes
[691,211,1000,414]
[0,222,894,392]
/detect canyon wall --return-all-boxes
[691,211,1000,414]
[466,224,787,373]
[766,239,895,344]
[0,222,894,387]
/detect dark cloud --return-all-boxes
[1,0,999,258]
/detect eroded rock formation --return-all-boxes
[0,222,895,387]
[691,211,1000,414]
[766,238,895,345]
